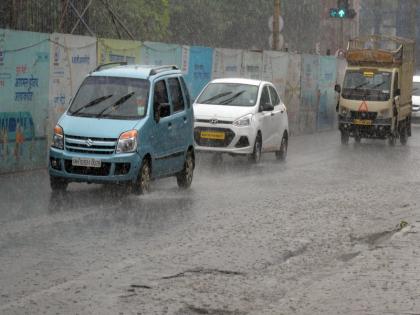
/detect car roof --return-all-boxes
[210,78,267,86]
[91,64,182,80]
[414,75,420,83]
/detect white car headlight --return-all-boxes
[233,114,253,127]
[116,130,138,153]
[52,125,64,150]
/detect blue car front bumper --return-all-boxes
[48,148,141,184]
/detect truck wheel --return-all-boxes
[388,134,396,146]
[400,124,408,145]
[133,159,151,195]
[177,150,194,189]
[340,131,349,145]
[50,176,68,192]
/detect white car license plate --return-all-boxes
[72,158,101,168]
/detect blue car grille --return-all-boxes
[65,134,117,155]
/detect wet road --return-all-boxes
[1,128,420,314]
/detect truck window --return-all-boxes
[393,72,399,94]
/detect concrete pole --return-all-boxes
[273,0,280,50]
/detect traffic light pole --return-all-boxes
[273,0,280,50]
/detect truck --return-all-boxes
[335,35,415,145]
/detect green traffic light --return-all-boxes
[329,8,338,17]
[338,8,346,18]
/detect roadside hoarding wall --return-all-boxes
[212,48,242,79]
[0,29,50,173]
[140,42,185,70]
[317,56,337,130]
[284,54,302,135]
[0,28,341,174]
[299,54,320,134]
[49,33,97,143]
[241,50,263,80]
[97,38,141,64]
[184,46,213,99]
[262,51,289,98]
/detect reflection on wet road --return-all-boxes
[2,128,420,314]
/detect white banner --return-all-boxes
[262,50,289,98]
[241,51,263,80]
[212,48,242,79]
[49,33,97,132]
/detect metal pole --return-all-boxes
[273,0,280,50]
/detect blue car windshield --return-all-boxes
[68,76,150,120]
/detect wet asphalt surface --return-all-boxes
[1,128,420,314]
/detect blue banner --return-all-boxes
[184,46,213,99]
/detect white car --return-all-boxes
[412,75,420,120]
[193,78,289,163]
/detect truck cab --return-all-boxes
[336,35,414,145]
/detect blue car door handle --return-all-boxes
[168,122,172,129]
[183,116,187,123]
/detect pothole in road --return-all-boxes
[160,268,246,280]
[350,230,394,247]
[282,244,309,262]
[176,305,247,315]
[340,222,412,262]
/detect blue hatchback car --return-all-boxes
[49,63,195,194]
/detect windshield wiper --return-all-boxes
[219,90,245,105]
[353,82,369,90]
[96,92,135,118]
[200,92,232,104]
[70,94,113,116]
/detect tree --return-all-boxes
[167,0,272,49]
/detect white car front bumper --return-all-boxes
[194,121,258,155]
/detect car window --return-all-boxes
[269,86,280,105]
[260,86,271,110]
[179,77,191,108]
[154,80,170,118]
[168,78,185,113]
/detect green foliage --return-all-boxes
[167,0,273,49]
[89,0,170,41]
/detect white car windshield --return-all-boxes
[413,81,420,96]
[197,83,258,106]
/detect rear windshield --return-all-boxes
[197,83,259,106]
[68,76,150,120]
